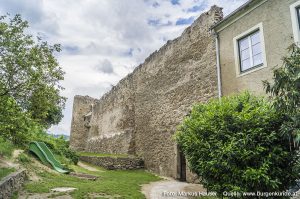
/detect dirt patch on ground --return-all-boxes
[30,157,57,174]
[69,172,98,180]
[77,161,102,172]
[0,149,25,169]
[13,149,24,159]
[24,156,58,182]
[0,159,16,168]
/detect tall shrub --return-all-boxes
[264,44,300,150]
[175,92,300,197]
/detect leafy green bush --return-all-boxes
[49,137,79,165]
[264,44,300,149]
[175,92,300,197]
[0,137,14,157]
[61,146,79,165]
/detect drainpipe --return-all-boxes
[214,32,222,99]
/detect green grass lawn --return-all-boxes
[0,167,15,180]
[24,163,160,199]
[78,152,129,158]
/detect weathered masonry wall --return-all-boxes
[0,169,27,199]
[79,156,143,170]
[85,75,136,154]
[217,0,296,96]
[133,7,222,179]
[70,6,223,180]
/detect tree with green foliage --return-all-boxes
[0,14,78,165]
[0,95,35,145]
[0,14,66,128]
[264,44,300,150]
[175,92,300,198]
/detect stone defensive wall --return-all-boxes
[70,6,223,181]
[0,169,27,199]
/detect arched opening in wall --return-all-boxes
[177,145,186,181]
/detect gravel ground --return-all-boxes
[142,178,206,199]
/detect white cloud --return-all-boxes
[0,0,247,135]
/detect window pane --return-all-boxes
[253,53,263,66]
[241,48,250,61]
[250,31,260,45]
[241,58,251,71]
[252,43,262,56]
[239,37,249,51]
[238,30,264,73]
[297,7,300,29]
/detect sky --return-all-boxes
[0,0,248,135]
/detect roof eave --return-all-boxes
[211,0,263,32]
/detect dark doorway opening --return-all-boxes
[177,146,186,181]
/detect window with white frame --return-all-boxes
[238,30,263,72]
[233,22,267,76]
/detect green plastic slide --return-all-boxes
[29,141,69,174]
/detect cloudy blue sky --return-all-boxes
[0,0,247,135]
